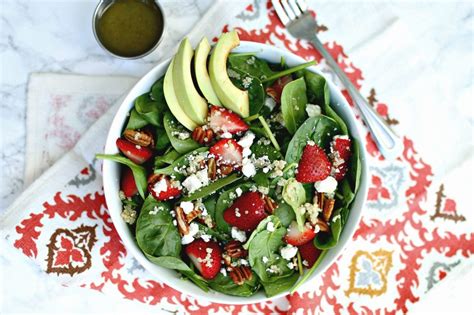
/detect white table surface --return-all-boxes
[1,0,473,314]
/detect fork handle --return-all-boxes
[309,35,403,160]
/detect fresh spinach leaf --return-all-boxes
[252,171,270,188]
[274,202,295,227]
[154,147,208,180]
[182,173,242,201]
[228,68,265,116]
[96,154,147,199]
[243,216,280,250]
[208,272,260,297]
[281,77,308,134]
[126,108,148,130]
[251,141,283,161]
[285,115,341,164]
[247,215,299,296]
[314,207,343,249]
[136,196,181,257]
[155,126,171,151]
[163,111,199,154]
[150,77,165,103]
[349,138,361,193]
[215,183,252,233]
[145,255,209,292]
[154,149,180,168]
[260,272,299,297]
[258,116,281,151]
[203,195,217,220]
[228,54,274,81]
[303,71,348,135]
[135,93,165,127]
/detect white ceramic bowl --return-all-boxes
[103,41,369,304]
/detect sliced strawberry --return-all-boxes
[265,75,292,103]
[209,139,243,167]
[284,221,316,246]
[116,138,153,164]
[295,143,331,183]
[121,167,138,198]
[298,240,322,267]
[223,191,267,231]
[148,175,181,201]
[330,136,352,181]
[208,105,249,135]
[185,239,222,280]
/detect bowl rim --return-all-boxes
[102,40,369,304]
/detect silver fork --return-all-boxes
[272,0,402,160]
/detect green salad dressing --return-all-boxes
[97,0,163,57]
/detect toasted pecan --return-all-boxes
[123,129,154,147]
[186,208,202,223]
[263,195,278,214]
[224,240,248,259]
[229,266,253,285]
[192,126,214,145]
[175,206,189,236]
[322,198,335,222]
[207,157,217,180]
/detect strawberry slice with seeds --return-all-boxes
[330,136,352,181]
[223,191,267,231]
[284,221,316,246]
[298,240,322,267]
[209,139,243,167]
[185,239,222,280]
[266,75,292,103]
[121,167,138,198]
[148,175,181,201]
[116,138,153,164]
[295,143,331,183]
[208,105,249,135]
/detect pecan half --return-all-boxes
[224,240,248,259]
[147,173,162,185]
[186,208,202,223]
[263,195,278,214]
[316,219,330,232]
[207,157,217,180]
[218,164,233,176]
[175,206,189,236]
[123,129,154,147]
[322,198,335,222]
[192,126,214,145]
[229,266,253,285]
[314,192,325,209]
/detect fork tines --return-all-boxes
[271,0,307,25]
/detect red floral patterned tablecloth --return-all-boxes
[2,1,473,314]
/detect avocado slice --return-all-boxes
[209,31,249,117]
[173,38,208,125]
[163,58,198,131]
[194,37,221,106]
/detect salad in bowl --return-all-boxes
[98,30,366,301]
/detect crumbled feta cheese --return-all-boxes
[306,104,321,117]
[195,168,209,186]
[307,140,315,146]
[280,244,298,260]
[201,234,212,242]
[242,76,253,88]
[332,214,341,223]
[238,131,255,148]
[262,256,269,264]
[180,201,194,214]
[314,176,338,194]
[242,158,256,177]
[235,207,241,217]
[304,202,321,225]
[264,97,276,111]
[314,224,321,233]
[181,223,199,245]
[258,186,269,195]
[266,265,281,274]
[220,268,227,276]
[242,147,252,157]
[152,177,168,194]
[240,259,249,266]
[135,145,142,149]
[221,131,232,139]
[266,221,275,232]
[182,174,202,193]
[231,227,247,242]
[287,262,295,269]
[235,187,243,197]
